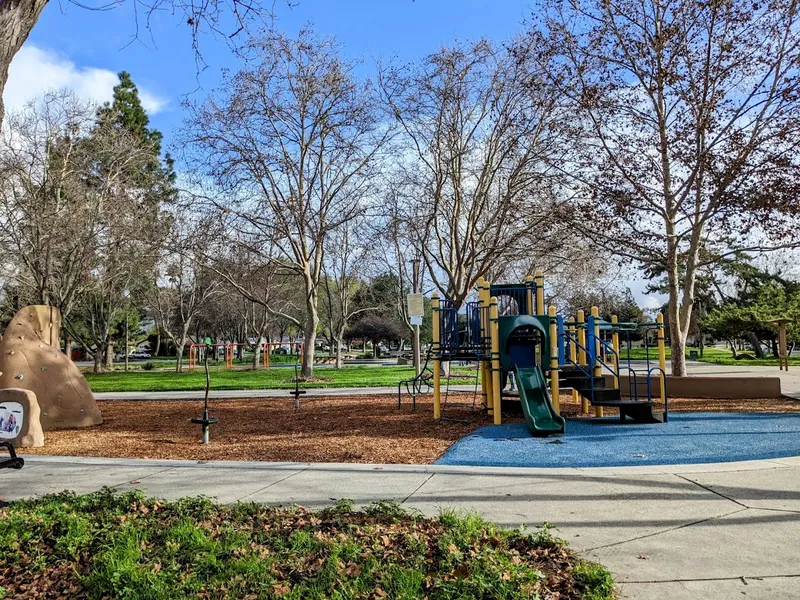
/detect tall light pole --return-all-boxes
[411,258,421,376]
[123,289,130,372]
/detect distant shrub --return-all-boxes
[142,362,155,371]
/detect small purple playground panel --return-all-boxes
[436,412,800,468]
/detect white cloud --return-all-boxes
[4,44,168,115]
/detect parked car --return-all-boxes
[128,351,152,360]
[272,346,289,355]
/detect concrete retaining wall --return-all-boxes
[602,374,783,399]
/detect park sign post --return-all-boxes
[407,294,424,319]
[407,292,424,375]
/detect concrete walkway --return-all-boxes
[3,455,799,599]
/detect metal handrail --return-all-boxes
[619,366,640,402]
[558,331,597,403]
[647,366,669,422]
[641,325,661,370]
[558,332,594,378]
[397,345,434,410]
[595,336,621,380]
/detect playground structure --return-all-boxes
[188,343,238,369]
[430,271,668,436]
[262,342,305,368]
[0,305,102,431]
[187,342,306,369]
[397,343,434,410]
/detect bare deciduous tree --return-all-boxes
[182,28,389,376]
[320,219,374,368]
[0,89,166,368]
[208,237,302,369]
[151,211,220,372]
[0,91,100,328]
[531,0,800,375]
[380,40,567,307]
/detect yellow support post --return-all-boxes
[657,313,667,405]
[478,278,491,415]
[490,296,502,425]
[591,306,603,418]
[525,275,535,316]
[535,269,545,315]
[432,293,441,420]
[548,305,560,414]
[569,321,579,406]
[611,314,620,389]
[577,310,588,414]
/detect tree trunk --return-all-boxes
[746,332,765,358]
[336,339,344,369]
[64,335,72,358]
[105,343,114,369]
[252,337,262,370]
[175,341,186,372]
[0,0,48,125]
[301,320,317,377]
[300,280,319,376]
[665,231,688,376]
[154,330,161,357]
[728,339,738,359]
[93,350,103,374]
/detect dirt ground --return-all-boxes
[19,394,800,464]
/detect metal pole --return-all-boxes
[478,277,491,414]
[124,313,129,372]
[490,297,502,425]
[657,313,667,402]
[535,269,545,315]
[411,258,421,377]
[432,293,441,419]
[548,305,560,414]
[591,306,603,418]
[577,310,588,414]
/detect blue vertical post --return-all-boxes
[587,315,596,366]
[557,315,565,366]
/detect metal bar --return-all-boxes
[647,366,669,422]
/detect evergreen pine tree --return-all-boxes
[96,71,176,194]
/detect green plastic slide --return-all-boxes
[513,365,565,437]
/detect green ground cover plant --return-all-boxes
[0,490,614,600]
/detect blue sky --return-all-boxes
[16,0,533,148]
[7,0,668,308]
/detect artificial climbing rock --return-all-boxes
[0,306,102,429]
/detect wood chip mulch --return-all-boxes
[18,394,800,464]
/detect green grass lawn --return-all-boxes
[101,353,326,372]
[619,346,800,367]
[618,346,720,360]
[84,365,477,393]
[0,490,614,600]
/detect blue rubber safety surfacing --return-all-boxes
[435,412,800,468]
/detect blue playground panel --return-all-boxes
[436,412,800,468]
